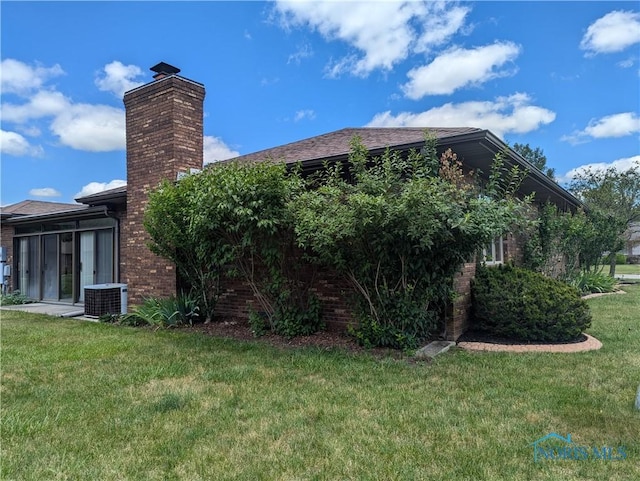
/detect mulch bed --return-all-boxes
[184,318,407,359]
[457,329,587,345]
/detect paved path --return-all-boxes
[0,303,84,317]
[615,274,640,280]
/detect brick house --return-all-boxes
[0,63,582,340]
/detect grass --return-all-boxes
[609,263,640,276]
[1,286,639,480]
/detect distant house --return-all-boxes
[624,222,640,256]
[0,62,582,340]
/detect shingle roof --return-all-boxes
[75,185,127,205]
[227,127,483,165]
[1,200,85,218]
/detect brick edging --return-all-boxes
[457,334,602,353]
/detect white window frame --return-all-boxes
[482,236,504,265]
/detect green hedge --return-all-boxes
[472,264,591,342]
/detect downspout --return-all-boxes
[100,206,121,283]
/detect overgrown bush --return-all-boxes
[249,295,323,338]
[291,135,529,349]
[0,290,33,306]
[566,271,618,295]
[472,264,591,342]
[146,161,323,338]
[146,173,227,322]
[349,288,439,349]
[123,293,200,328]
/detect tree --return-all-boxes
[512,143,556,180]
[145,173,232,322]
[291,135,529,349]
[145,161,322,336]
[569,162,640,276]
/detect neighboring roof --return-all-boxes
[1,200,85,220]
[75,185,127,206]
[229,127,482,166]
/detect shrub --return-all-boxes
[249,295,323,338]
[0,290,33,306]
[291,135,529,350]
[601,253,627,265]
[472,264,591,342]
[349,289,438,349]
[566,271,618,295]
[123,293,199,328]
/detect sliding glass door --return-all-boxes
[59,233,73,302]
[79,232,95,302]
[15,224,115,303]
[42,234,58,300]
[18,237,39,298]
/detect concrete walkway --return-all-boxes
[614,274,640,280]
[0,303,85,317]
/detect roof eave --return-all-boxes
[4,206,109,225]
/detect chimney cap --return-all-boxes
[150,62,181,76]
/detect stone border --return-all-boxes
[581,290,626,300]
[457,334,602,353]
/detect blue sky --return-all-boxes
[1,1,639,205]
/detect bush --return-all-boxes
[472,264,591,342]
[123,293,199,328]
[566,271,618,295]
[0,290,33,306]
[601,253,627,265]
[350,291,438,350]
[249,295,323,338]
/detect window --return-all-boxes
[482,236,504,265]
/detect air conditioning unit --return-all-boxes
[84,283,128,317]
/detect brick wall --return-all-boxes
[122,75,205,305]
[214,266,355,332]
[1,224,14,291]
[446,260,477,340]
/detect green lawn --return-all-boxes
[2,286,639,480]
[610,264,640,275]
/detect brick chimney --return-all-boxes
[122,62,205,305]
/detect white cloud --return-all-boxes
[1,90,70,123]
[367,93,555,138]
[0,58,64,96]
[2,60,235,156]
[402,42,520,98]
[74,179,127,200]
[0,129,44,157]
[274,0,469,77]
[17,125,42,137]
[580,10,640,55]
[294,109,316,122]
[3,91,126,152]
[561,112,640,144]
[288,43,314,65]
[617,57,636,68]
[95,61,144,98]
[29,187,61,198]
[203,135,240,165]
[51,104,126,152]
[559,156,640,183]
